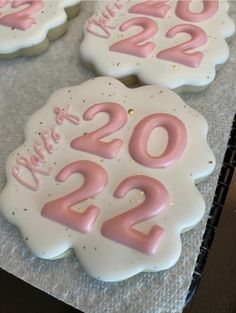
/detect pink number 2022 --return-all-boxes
[108,0,219,67]
[42,108,187,254]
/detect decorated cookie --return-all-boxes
[80,0,235,92]
[0,77,215,281]
[0,0,81,59]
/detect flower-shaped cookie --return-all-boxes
[80,0,235,91]
[0,0,81,58]
[0,77,215,281]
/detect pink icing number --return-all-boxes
[129,113,187,168]
[71,102,128,159]
[41,160,108,233]
[129,0,170,18]
[101,175,169,255]
[110,17,158,58]
[0,0,44,31]
[176,0,219,22]
[157,24,207,67]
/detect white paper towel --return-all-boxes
[0,2,235,313]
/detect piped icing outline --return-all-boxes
[80,0,235,90]
[0,0,81,54]
[0,77,215,282]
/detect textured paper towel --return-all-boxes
[0,2,235,313]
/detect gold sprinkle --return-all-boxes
[159,90,163,94]
[117,62,121,66]
[130,199,134,203]
[140,191,144,195]
[172,65,177,69]
[128,109,135,115]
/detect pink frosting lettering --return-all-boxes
[157,24,208,68]
[31,140,46,166]
[41,160,108,233]
[176,0,219,22]
[13,156,52,191]
[86,19,115,39]
[110,17,158,58]
[101,175,169,255]
[71,102,128,159]
[86,2,123,39]
[54,105,80,126]
[0,0,44,31]
[31,127,62,166]
[129,0,171,18]
[51,126,62,143]
[129,113,187,168]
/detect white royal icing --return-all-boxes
[0,0,81,54]
[80,0,235,90]
[0,77,215,281]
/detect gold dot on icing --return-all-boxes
[130,199,134,203]
[140,191,144,195]
[170,202,174,206]
[128,109,135,115]
[172,65,177,69]
[117,62,121,66]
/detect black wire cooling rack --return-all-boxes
[185,113,236,304]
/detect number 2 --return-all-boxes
[101,175,169,255]
[157,24,208,67]
[71,102,128,159]
[41,160,108,234]
[110,17,158,58]
[0,0,44,31]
